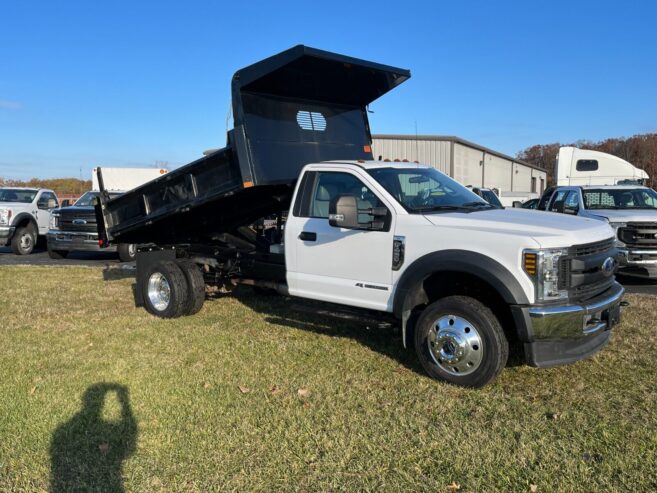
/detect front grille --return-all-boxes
[618,222,657,248]
[571,276,614,300]
[571,237,615,257]
[59,210,97,233]
[563,237,617,301]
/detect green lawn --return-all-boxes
[1,266,656,492]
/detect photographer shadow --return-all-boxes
[50,383,137,493]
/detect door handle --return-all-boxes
[298,231,317,241]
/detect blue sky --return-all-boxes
[1,0,655,180]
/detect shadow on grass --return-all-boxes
[102,265,136,282]
[50,383,137,493]
[232,287,425,374]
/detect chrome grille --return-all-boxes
[59,210,97,233]
[564,237,617,301]
[618,222,657,248]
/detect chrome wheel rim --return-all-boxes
[428,315,483,376]
[20,233,33,250]
[147,273,171,311]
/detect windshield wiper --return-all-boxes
[462,201,496,209]
[413,205,468,212]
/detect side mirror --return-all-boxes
[61,199,70,207]
[329,194,386,230]
[512,201,522,208]
[551,200,565,213]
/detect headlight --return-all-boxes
[608,222,626,246]
[49,213,60,230]
[0,208,12,226]
[523,248,569,302]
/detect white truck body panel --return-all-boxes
[92,167,168,192]
[556,147,649,186]
[285,162,615,309]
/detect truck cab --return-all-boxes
[544,184,657,278]
[0,187,59,255]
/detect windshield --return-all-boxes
[73,191,121,206]
[367,167,494,213]
[583,188,657,210]
[0,188,38,203]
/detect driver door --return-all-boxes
[285,169,396,311]
[35,192,58,234]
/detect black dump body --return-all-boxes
[97,45,410,246]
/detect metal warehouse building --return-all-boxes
[372,135,547,197]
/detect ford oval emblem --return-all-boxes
[602,257,616,276]
[72,219,87,225]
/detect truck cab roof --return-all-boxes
[315,160,430,170]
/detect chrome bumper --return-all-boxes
[47,230,115,252]
[618,248,657,265]
[528,282,624,340]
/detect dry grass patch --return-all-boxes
[0,266,656,492]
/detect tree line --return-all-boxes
[517,133,657,187]
[0,177,91,196]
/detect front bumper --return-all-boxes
[617,247,657,278]
[0,225,15,246]
[47,230,117,252]
[512,282,625,368]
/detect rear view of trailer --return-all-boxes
[96,45,410,248]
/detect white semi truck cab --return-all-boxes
[96,46,626,387]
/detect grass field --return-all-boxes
[1,266,656,492]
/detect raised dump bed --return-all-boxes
[97,45,410,247]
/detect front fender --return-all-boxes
[393,250,530,347]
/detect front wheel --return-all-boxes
[11,226,36,255]
[118,243,137,262]
[414,296,508,388]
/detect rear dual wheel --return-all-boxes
[142,260,205,318]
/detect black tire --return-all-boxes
[118,243,137,262]
[11,225,36,255]
[177,259,206,315]
[47,248,68,259]
[141,261,189,318]
[414,296,508,388]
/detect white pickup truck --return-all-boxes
[0,187,59,255]
[539,147,657,278]
[96,46,626,388]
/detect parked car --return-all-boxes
[0,187,59,255]
[520,198,539,209]
[543,184,657,278]
[468,186,503,208]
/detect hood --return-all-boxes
[56,205,95,214]
[588,208,657,223]
[422,208,614,248]
[0,201,27,208]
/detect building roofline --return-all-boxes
[372,134,546,172]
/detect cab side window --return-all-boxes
[307,172,384,223]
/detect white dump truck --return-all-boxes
[96,46,625,387]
